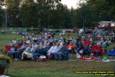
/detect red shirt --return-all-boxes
[83,40,91,47]
[4,45,12,52]
[91,45,103,52]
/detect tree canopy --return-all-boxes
[0,0,115,29]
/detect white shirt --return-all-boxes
[47,46,62,55]
[25,47,32,53]
[31,44,38,52]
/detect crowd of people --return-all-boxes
[3,27,115,61]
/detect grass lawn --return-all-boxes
[0,33,22,48]
[0,33,115,77]
[8,60,115,77]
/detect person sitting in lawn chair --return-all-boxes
[21,43,38,60]
[53,45,70,60]
[91,43,105,57]
[21,44,32,60]
[32,46,50,61]
[81,38,92,57]
[4,44,12,54]
[16,42,28,60]
[47,42,63,59]
[75,37,84,58]
[7,44,19,60]
[66,41,76,53]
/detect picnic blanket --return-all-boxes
[107,50,115,56]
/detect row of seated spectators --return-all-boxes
[3,32,112,61]
[4,39,72,61]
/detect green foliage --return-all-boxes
[19,0,38,27]
[8,61,115,77]
[0,8,3,27]
[4,0,20,27]
[86,0,115,21]
[71,0,115,28]
[16,0,66,29]
[3,0,72,29]
[0,34,22,48]
[71,5,97,28]
[2,0,115,28]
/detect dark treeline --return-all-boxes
[0,0,115,29]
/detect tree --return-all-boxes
[19,0,38,27]
[4,0,21,27]
[0,8,3,27]
[49,3,69,28]
[71,5,98,28]
[86,0,115,21]
[19,0,62,30]
[35,0,62,29]
[71,0,115,28]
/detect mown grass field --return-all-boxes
[8,60,115,77]
[0,33,115,77]
[0,33,22,48]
